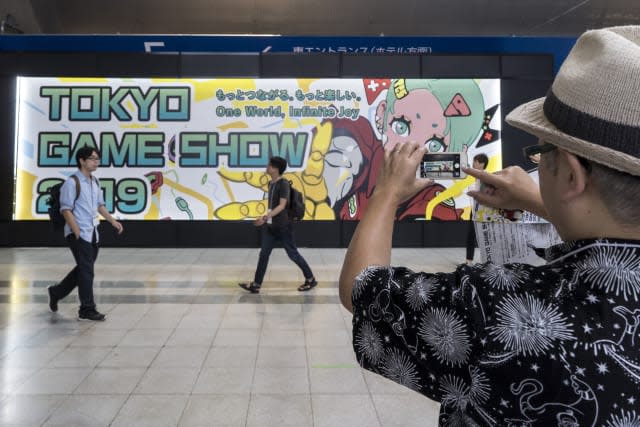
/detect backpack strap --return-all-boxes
[287,180,295,206]
[68,175,82,214]
[71,175,81,202]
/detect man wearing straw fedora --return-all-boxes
[339,26,640,426]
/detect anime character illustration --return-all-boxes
[323,78,491,220]
[137,78,498,222]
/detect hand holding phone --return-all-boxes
[418,152,467,179]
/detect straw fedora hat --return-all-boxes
[506,26,640,176]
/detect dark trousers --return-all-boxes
[466,220,477,261]
[254,224,313,286]
[50,233,99,313]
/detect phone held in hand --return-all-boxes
[418,152,467,179]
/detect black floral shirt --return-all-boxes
[351,239,640,426]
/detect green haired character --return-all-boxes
[376,79,485,153]
[323,78,487,220]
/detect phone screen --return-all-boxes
[419,153,466,179]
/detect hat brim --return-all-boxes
[506,97,640,176]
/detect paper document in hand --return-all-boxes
[471,169,562,264]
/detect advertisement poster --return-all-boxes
[14,77,501,221]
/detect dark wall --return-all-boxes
[0,51,553,247]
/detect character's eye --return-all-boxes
[390,116,411,137]
[425,135,446,152]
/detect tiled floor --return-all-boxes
[0,245,470,426]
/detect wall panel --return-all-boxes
[0,50,553,247]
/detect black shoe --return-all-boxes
[47,285,58,313]
[238,282,260,294]
[78,310,106,321]
[298,278,318,292]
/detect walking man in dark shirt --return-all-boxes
[339,26,640,425]
[239,156,317,294]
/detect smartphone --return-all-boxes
[418,152,467,179]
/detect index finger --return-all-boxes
[463,167,504,187]
[409,141,426,159]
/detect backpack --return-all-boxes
[287,180,305,221]
[47,175,80,231]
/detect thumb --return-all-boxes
[468,190,496,208]
[415,177,433,190]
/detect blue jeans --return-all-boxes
[253,224,314,286]
[50,232,99,313]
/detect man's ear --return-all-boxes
[558,150,589,202]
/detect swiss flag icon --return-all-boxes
[363,79,391,104]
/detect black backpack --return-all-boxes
[47,175,80,230]
[287,180,305,221]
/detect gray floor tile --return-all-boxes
[49,347,112,368]
[305,328,352,347]
[134,367,199,394]
[152,346,209,368]
[262,312,305,330]
[166,327,217,347]
[256,346,307,368]
[99,346,161,368]
[246,394,312,427]
[309,366,367,393]
[205,346,258,368]
[252,367,309,394]
[74,368,146,394]
[111,395,189,427]
[23,328,83,348]
[220,314,264,329]
[119,328,173,347]
[193,367,254,394]
[312,394,380,427]
[69,328,128,347]
[13,367,91,395]
[42,394,127,427]
[0,367,39,394]
[0,394,65,426]
[179,395,250,427]
[260,328,306,347]
[307,346,358,367]
[213,328,260,346]
[0,346,64,368]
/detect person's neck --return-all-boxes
[270,174,282,183]
[80,168,92,179]
[553,193,640,242]
[569,225,640,242]
[559,210,640,242]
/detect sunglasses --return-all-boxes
[522,143,557,164]
[522,142,591,172]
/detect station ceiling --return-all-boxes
[3,0,640,36]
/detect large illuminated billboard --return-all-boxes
[14,77,501,221]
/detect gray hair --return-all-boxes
[589,162,640,226]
